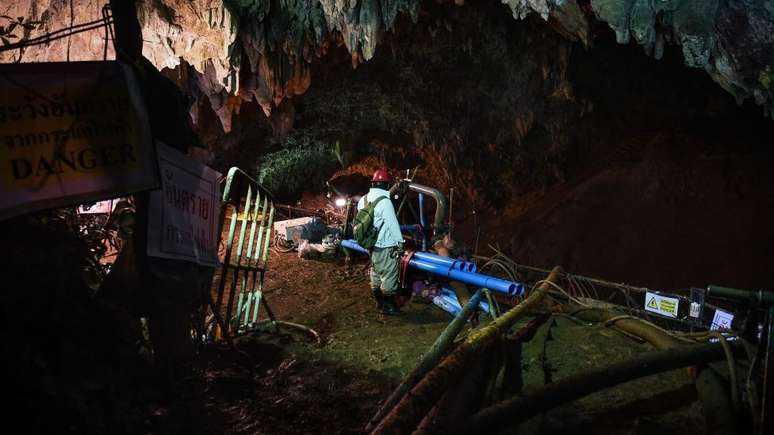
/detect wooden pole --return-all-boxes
[365,290,485,432]
[571,307,739,435]
[370,267,562,435]
[460,342,731,433]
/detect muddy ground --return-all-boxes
[147,250,710,435]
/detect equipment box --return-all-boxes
[273,216,326,243]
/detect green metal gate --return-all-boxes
[210,167,276,340]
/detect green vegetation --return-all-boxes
[257,132,340,200]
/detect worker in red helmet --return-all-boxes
[358,168,404,315]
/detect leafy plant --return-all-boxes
[257,134,339,200]
[332,140,351,169]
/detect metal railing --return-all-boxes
[211,167,276,340]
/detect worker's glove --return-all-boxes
[392,244,405,259]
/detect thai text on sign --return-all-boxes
[644,291,680,318]
[147,142,221,266]
[0,61,157,220]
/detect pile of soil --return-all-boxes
[477,128,774,293]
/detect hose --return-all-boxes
[707,331,739,411]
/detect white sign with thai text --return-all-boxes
[147,142,221,266]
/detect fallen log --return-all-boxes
[499,313,552,398]
[369,266,562,435]
[571,307,740,435]
[459,342,730,433]
[365,290,485,433]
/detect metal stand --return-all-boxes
[707,285,774,435]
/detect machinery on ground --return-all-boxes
[341,176,521,317]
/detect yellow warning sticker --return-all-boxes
[644,291,679,318]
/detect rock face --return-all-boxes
[0,0,117,62]
[3,0,772,132]
[1,0,236,127]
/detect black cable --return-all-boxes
[0,16,114,53]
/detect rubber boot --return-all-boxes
[372,288,385,312]
[380,294,403,315]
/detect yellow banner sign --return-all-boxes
[0,61,158,220]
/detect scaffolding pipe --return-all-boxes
[390,182,448,234]
[419,193,428,251]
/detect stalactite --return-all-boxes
[2,0,771,130]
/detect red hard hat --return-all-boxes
[372,168,390,182]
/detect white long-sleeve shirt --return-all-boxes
[357,188,404,248]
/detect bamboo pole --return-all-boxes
[460,342,730,433]
[431,345,493,433]
[370,266,562,435]
[571,307,739,435]
[365,290,485,433]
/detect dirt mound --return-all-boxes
[482,131,774,292]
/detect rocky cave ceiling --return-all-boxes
[2,0,773,133]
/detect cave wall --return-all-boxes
[277,2,774,292]
[293,4,580,205]
[3,0,772,136]
[2,0,773,290]
[222,0,774,121]
[496,29,774,291]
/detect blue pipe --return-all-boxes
[418,193,427,251]
[400,224,422,233]
[341,239,522,295]
[433,294,462,316]
[342,239,369,254]
[413,251,478,273]
[343,240,478,273]
[409,258,524,296]
[434,294,492,317]
[438,287,491,314]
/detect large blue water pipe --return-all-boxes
[409,258,524,296]
[413,251,477,273]
[341,240,524,296]
[341,240,476,272]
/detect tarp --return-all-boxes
[77,199,115,214]
[0,61,157,220]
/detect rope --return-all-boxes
[476,249,724,314]
[601,314,696,344]
[534,278,589,307]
